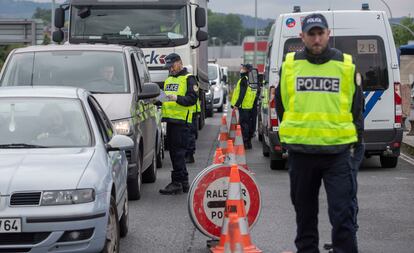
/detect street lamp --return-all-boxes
[253,0,258,68]
[51,0,56,44]
[379,0,393,19]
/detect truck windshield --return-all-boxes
[283,36,389,91]
[70,6,188,47]
[0,51,129,94]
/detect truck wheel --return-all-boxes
[380,155,398,168]
[262,140,269,157]
[143,152,157,183]
[270,159,286,170]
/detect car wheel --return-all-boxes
[218,104,223,113]
[119,196,129,238]
[143,152,157,183]
[206,109,213,117]
[380,155,398,168]
[262,140,270,157]
[101,196,120,253]
[128,152,142,200]
[270,159,286,170]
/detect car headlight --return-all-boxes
[41,189,95,206]
[113,119,133,135]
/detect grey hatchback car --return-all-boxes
[0,86,133,253]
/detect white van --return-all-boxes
[261,6,403,169]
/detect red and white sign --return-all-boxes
[188,164,261,239]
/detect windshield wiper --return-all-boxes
[0,143,47,149]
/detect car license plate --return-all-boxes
[0,218,21,233]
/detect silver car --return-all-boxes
[0,86,133,253]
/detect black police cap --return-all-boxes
[164,53,181,68]
[241,64,253,72]
[302,13,329,33]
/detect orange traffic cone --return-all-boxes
[213,148,225,164]
[210,164,262,253]
[228,110,238,142]
[234,125,248,171]
[218,115,229,153]
[225,140,236,164]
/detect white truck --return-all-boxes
[261,5,403,169]
[53,0,209,129]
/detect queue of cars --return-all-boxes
[0,44,162,251]
[206,63,228,117]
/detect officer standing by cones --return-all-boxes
[231,64,257,150]
[160,53,198,195]
[276,13,363,253]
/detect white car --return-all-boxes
[0,86,133,253]
[208,63,226,112]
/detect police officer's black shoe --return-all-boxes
[182,181,190,193]
[159,182,183,195]
[185,154,195,164]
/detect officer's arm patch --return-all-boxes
[193,84,199,92]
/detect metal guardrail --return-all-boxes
[0,19,44,45]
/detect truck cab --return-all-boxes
[53,0,209,129]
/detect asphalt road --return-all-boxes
[121,112,414,253]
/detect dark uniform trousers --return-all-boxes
[351,142,365,231]
[288,151,358,253]
[186,114,198,156]
[250,101,258,139]
[238,108,252,143]
[167,122,190,183]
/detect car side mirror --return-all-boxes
[195,7,206,28]
[137,82,160,100]
[106,135,134,152]
[55,7,65,29]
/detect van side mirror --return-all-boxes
[54,7,65,29]
[52,30,64,43]
[137,82,160,100]
[222,75,227,83]
[196,30,208,42]
[195,7,206,28]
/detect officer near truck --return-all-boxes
[231,64,257,149]
[159,53,198,195]
[275,13,364,253]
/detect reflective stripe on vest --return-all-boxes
[279,52,357,146]
[231,76,257,109]
[162,73,193,123]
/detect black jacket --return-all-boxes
[163,68,198,124]
[275,47,364,154]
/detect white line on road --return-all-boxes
[400,153,414,166]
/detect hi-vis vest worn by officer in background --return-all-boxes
[231,76,257,109]
[279,52,357,146]
[162,73,193,123]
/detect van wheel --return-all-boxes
[271,159,286,170]
[101,197,120,253]
[262,140,270,157]
[128,152,142,200]
[119,196,129,238]
[143,152,157,183]
[380,155,398,168]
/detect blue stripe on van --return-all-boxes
[363,90,384,119]
[363,91,370,98]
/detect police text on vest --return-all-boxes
[296,77,340,93]
[165,83,179,92]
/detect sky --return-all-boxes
[32,0,413,19]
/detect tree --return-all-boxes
[208,10,244,45]
[392,17,414,46]
[32,7,51,25]
[0,44,24,70]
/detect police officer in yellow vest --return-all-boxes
[275,14,363,253]
[231,64,257,149]
[160,53,198,195]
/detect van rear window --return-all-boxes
[283,36,389,91]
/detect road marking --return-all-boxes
[400,153,414,166]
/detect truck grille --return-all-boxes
[10,192,41,206]
[0,232,50,245]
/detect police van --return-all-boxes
[261,5,403,169]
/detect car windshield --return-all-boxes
[0,51,129,94]
[283,36,389,91]
[0,98,92,148]
[208,65,218,81]
[70,6,188,46]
